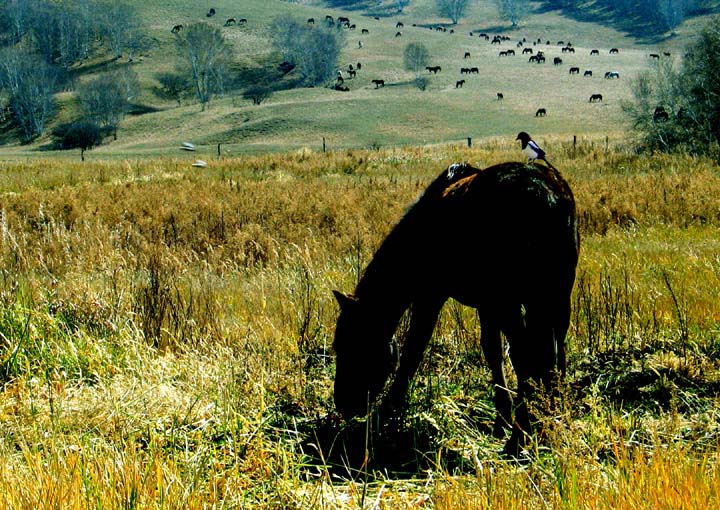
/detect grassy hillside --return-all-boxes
[0,0,707,158]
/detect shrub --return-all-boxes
[52,120,104,160]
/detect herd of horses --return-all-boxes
[169,8,652,117]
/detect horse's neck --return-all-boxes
[353,171,451,325]
[354,223,424,325]
[355,254,413,323]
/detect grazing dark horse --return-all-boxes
[332,162,579,454]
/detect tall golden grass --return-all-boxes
[0,139,718,508]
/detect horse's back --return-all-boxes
[434,162,579,303]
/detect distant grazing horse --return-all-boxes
[584,69,593,77]
[456,79,465,88]
[589,93,603,102]
[426,65,441,73]
[171,24,183,33]
[535,107,546,116]
[332,162,579,455]
[569,67,580,74]
[609,48,619,54]
[206,8,215,17]
[371,79,385,88]
[590,49,599,55]
[604,71,620,79]
[497,92,504,100]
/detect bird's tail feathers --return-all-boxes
[541,157,558,172]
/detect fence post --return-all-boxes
[467,137,472,148]
[217,143,221,158]
[322,137,326,153]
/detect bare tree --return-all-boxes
[403,42,430,89]
[1,0,33,43]
[436,0,473,24]
[175,22,232,110]
[657,0,692,32]
[26,0,97,67]
[0,48,57,141]
[78,67,139,139]
[270,15,345,87]
[494,0,527,27]
[97,1,144,59]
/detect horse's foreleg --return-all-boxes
[381,300,443,416]
[479,314,512,438]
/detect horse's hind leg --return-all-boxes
[503,300,559,455]
[479,313,512,438]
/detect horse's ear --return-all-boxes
[333,290,357,310]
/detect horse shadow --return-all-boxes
[294,406,498,479]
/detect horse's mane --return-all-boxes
[418,162,481,204]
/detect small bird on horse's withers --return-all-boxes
[516,131,558,171]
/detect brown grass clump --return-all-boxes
[0,141,719,508]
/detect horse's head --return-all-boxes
[332,290,397,420]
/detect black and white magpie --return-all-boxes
[516,131,557,170]
[516,131,544,161]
